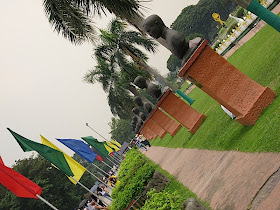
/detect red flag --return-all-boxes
[89,146,103,161]
[0,157,42,199]
[0,156,4,165]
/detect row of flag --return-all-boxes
[0,128,122,209]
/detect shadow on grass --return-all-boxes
[223,125,253,150]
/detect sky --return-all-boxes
[0,0,199,167]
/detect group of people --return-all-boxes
[132,134,151,151]
[77,164,121,210]
[77,182,115,210]
[82,198,108,210]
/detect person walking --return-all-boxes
[97,187,113,201]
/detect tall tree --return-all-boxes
[96,18,179,90]
[109,117,135,144]
[84,56,144,119]
[84,19,157,118]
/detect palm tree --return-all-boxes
[42,0,148,44]
[95,18,178,90]
[84,56,150,118]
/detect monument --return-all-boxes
[143,15,276,125]
[143,14,202,65]
[134,76,206,134]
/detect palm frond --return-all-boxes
[43,0,96,44]
[94,44,114,60]
[121,31,157,53]
[74,0,150,19]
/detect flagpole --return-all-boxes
[114,152,123,160]
[106,157,117,166]
[97,171,105,178]
[109,155,121,164]
[86,169,113,190]
[36,194,59,210]
[86,123,108,142]
[70,177,110,206]
[85,123,123,163]
[102,160,114,169]
[108,155,119,164]
[110,152,122,162]
[92,163,110,177]
[112,154,122,163]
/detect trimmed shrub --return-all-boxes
[110,149,155,210]
[141,188,184,210]
[235,7,245,18]
[226,21,238,35]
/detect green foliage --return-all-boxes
[180,82,193,92]
[226,21,238,35]
[109,118,135,144]
[43,0,145,44]
[85,18,157,119]
[167,54,182,72]
[166,0,237,72]
[185,33,204,41]
[218,26,226,35]
[110,149,155,210]
[234,7,245,18]
[0,155,85,209]
[166,72,182,89]
[171,0,237,42]
[214,40,222,49]
[142,189,183,210]
[141,157,210,209]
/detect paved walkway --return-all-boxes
[142,147,280,210]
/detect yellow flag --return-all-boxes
[104,144,114,154]
[40,135,86,184]
[110,140,121,147]
[106,141,120,152]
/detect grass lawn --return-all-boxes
[150,22,280,153]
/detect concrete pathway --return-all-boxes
[142,147,280,210]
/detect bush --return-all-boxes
[226,21,238,35]
[110,149,155,210]
[214,41,222,49]
[141,188,184,210]
[235,7,245,18]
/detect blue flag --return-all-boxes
[56,139,97,163]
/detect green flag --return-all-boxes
[8,128,74,177]
[81,136,111,157]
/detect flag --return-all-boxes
[0,156,42,199]
[89,146,103,162]
[106,141,120,152]
[7,128,73,177]
[81,136,113,156]
[104,144,114,154]
[41,135,86,184]
[110,140,122,147]
[0,156,4,165]
[56,139,97,163]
